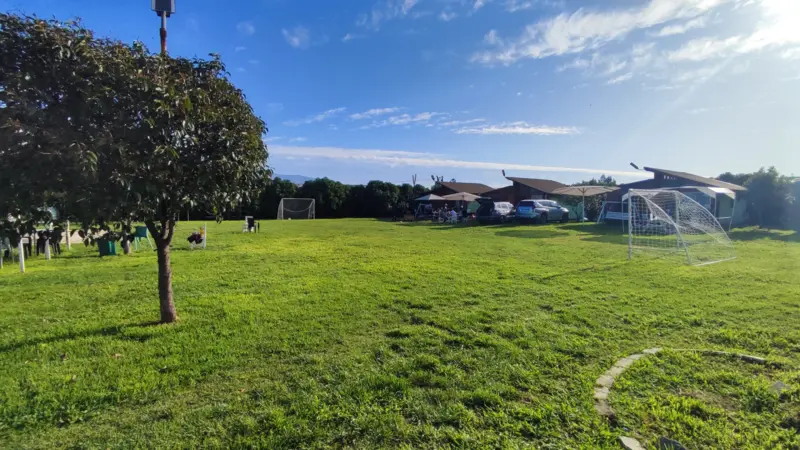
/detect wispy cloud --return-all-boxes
[342,33,364,42]
[437,118,487,127]
[782,48,800,60]
[236,21,256,36]
[454,121,580,135]
[651,15,708,37]
[349,107,401,120]
[234,46,246,53]
[288,137,308,143]
[505,0,538,12]
[357,0,420,30]
[474,0,488,11]
[270,145,643,178]
[360,112,443,129]
[667,36,743,61]
[282,26,311,49]
[607,72,633,85]
[439,11,457,22]
[284,107,347,126]
[470,0,729,66]
[249,59,259,65]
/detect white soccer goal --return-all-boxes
[627,189,735,266]
[277,198,315,220]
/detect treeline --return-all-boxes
[199,167,799,229]
[203,178,431,220]
[717,167,799,229]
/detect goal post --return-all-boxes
[277,198,315,220]
[627,189,735,266]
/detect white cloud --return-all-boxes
[282,26,311,49]
[236,67,246,73]
[454,121,580,135]
[474,0,488,11]
[269,145,644,178]
[249,59,259,65]
[782,48,800,59]
[666,35,743,61]
[505,0,537,12]
[602,60,628,76]
[349,107,401,120]
[607,72,633,84]
[288,137,308,143]
[471,0,731,66]
[557,57,591,72]
[651,15,708,37]
[342,33,364,42]
[360,112,443,129]
[666,0,800,62]
[437,118,487,127]
[236,21,256,36]
[439,11,458,21]
[671,63,725,83]
[484,30,501,45]
[284,107,347,126]
[357,0,421,30]
[234,46,246,53]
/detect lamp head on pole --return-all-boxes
[152,0,176,17]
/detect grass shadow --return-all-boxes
[0,320,163,353]
[728,228,800,243]
[494,229,569,239]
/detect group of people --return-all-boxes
[433,204,470,222]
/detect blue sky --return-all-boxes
[3,0,800,187]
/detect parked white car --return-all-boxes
[494,202,514,216]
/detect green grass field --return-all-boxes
[1,220,798,449]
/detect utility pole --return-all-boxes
[151,1,175,55]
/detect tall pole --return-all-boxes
[18,239,25,273]
[160,11,168,54]
[627,191,633,260]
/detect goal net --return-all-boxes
[628,189,735,265]
[277,198,315,220]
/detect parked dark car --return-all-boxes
[515,199,570,224]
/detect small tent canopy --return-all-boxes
[415,194,446,202]
[442,192,481,202]
[552,186,618,222]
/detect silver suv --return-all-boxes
[515,199,570,224]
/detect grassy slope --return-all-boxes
[0,220,797,449]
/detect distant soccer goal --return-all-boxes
[627,189,735,266]
[277,198,315,220]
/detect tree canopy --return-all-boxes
[0,14,269,322]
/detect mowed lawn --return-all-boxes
[0,219,798,449]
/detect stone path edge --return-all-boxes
[593,348,775,450]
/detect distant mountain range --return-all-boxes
[274,174,313,184]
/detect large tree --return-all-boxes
[0,14,268,322]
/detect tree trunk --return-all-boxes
[156,240,177,323]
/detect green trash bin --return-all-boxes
[97,238,117,257]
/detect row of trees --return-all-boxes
[234,169,799,229]
[215,178,430,220]
[0,14,268,322]
[717,167,797,228]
